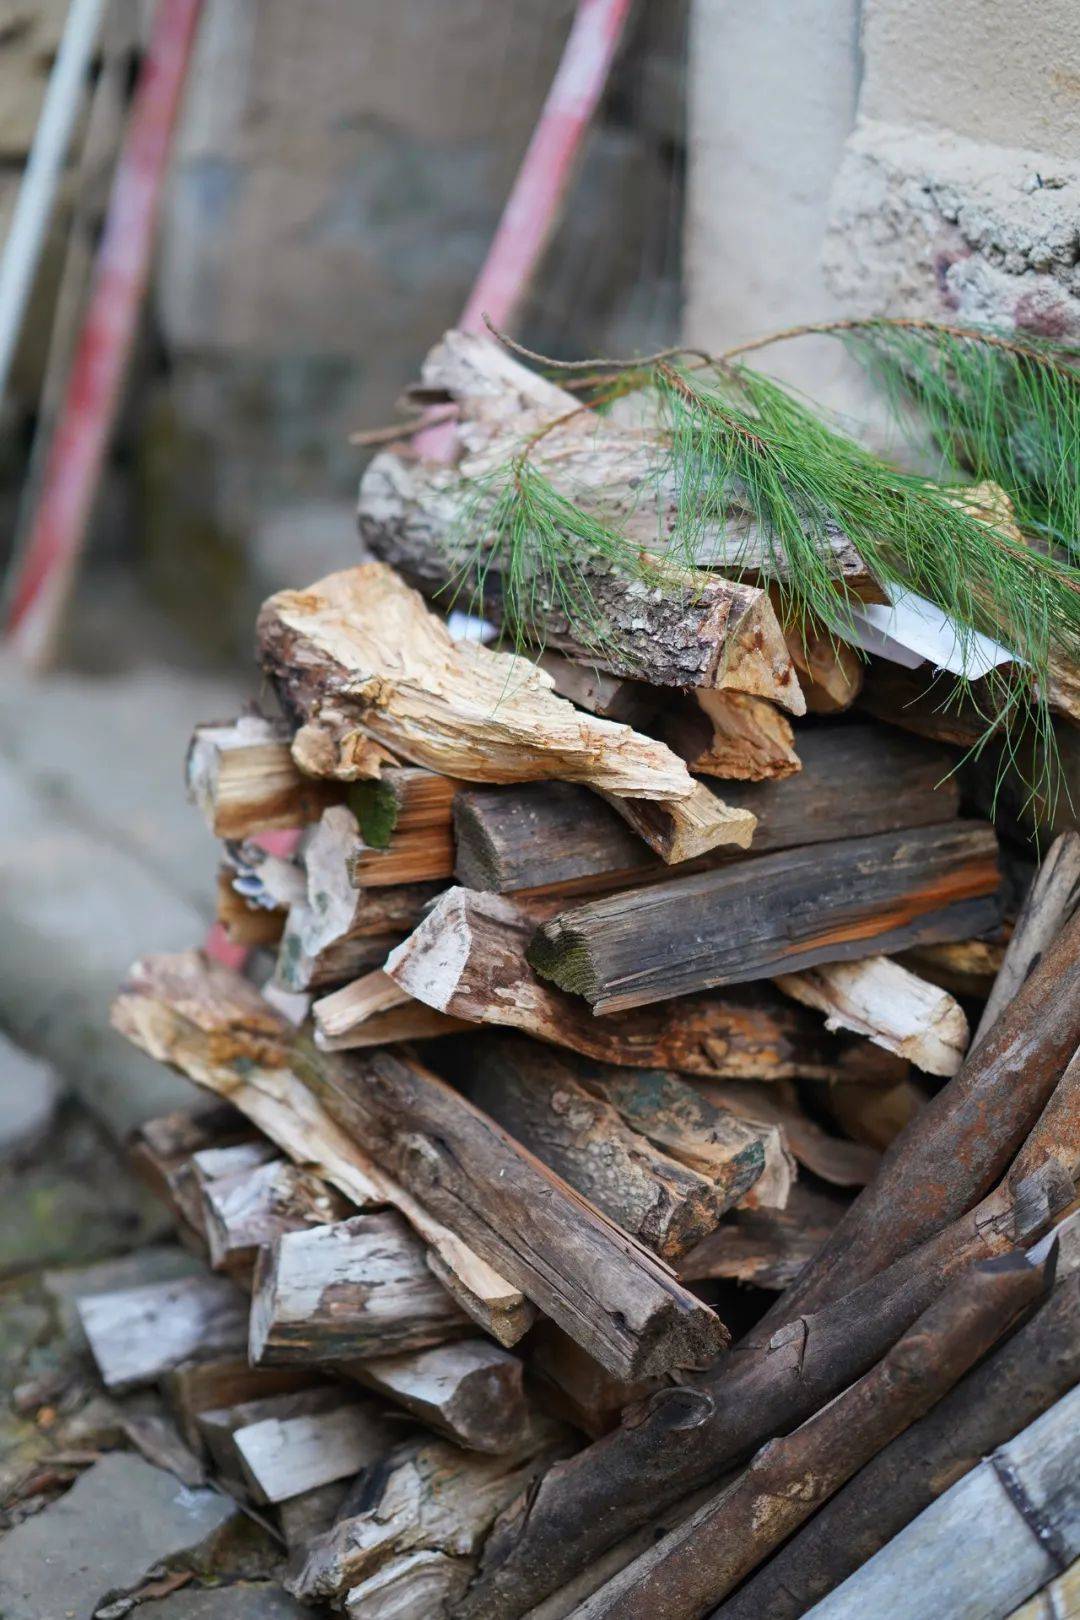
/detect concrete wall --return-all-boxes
[686,0,1080,406]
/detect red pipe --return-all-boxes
[5,0,204,662]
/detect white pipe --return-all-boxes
[0,0,107,408]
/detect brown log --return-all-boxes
[112,952,532,1347]
[536,651,659,726]
[780,613,864,712]
[186,713,336,838]
[818,1076,927,1153]
[974,831,1080,1046]
[711,1268,1080,1620]
[383,887,908,1082]
[527,1323,659,1440]
[215,869,286,947]
[528,822,1002,1012]
[461,1038,772,1261]
[574,1252,1049,1619]
[766,908,1080,1329]
[348,1338,538,1455]
[257,561,700,801]
[358,331,803,707]
[452,1056,1080,1619]
[897,935,1007,999]
[679,1184,847,1289]
[249,1211,471,1365]
[453,726,959,898]
[599,781,756,863]
[294,1042,729,1380]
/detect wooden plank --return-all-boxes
[112,952,533,1348]
[77,1275,248,1392]
[249,1211,471,1365]
[294,1044,729,1380]
[529,822,1002,1012]
[775,956,969,1076]
[257,561,698,801]
[383,887,909,1083]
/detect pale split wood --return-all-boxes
[186,713,335,838]
[256,561,700,800]
[111,951,530,1345]
[599,780,757,862]
[661,689,802,782]
[775,955,970,1076]
[76,1275,248,1392]
[349,1339,538,1456]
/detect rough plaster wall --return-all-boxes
[859,0,1080,161]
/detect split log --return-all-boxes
[775,956,969,1076]
[898,935,1007,999]
[818,1076,927,1153]
[537,651,659,726]
[527,1323,659,1440]
[314,971,468,1048]
[197,1153,348,1276]
[286,1424,573,1608]
[765,908,1080,1328]
[186,713,335,838]
[196,1384,353,1490]
[679,1184,847,1289]
[358,331,803,707]
[1006,1563,1080,1620]
[274,903,404,993]
[660,690,801,781]
[383,888,907,1082]
[203,1389,396,1506]
[461,1039,769,1261]
[257,562,698,801]
[162,1356,323,1451]
[453,726,959,896]
[112,952,533,1346]
[566,1063,792,1209]
[77,1275,248,1392]
[349,1339,537,1455]
[293,1043,729,1380]
[127,1103,255,1244]
[803,1383,1080,1620]
[712,1267,1080,1620]
[215,869,286,946]
[693,1078,880,1188]
[347,765,459,847]
[600,781,757,863]
[451,1068,1080,1619]
[529,822,1002,1012]
[249,1211,471,1365]
[575,1252,1050,1619]
[975,831,1080,1046]
[781,614,864,712]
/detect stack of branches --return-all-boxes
[105,321,1080,1618]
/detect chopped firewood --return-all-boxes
[898,935,1008,1000]
[573,1252,1048,1618]
[215,869,286,946]
[679,1183,847,1289]
[692,1078,879,1188]
[207,1390,396,1506]
[600,780,757,862]
[112,952,532,1347]
[348,764,460,847]
[781,613,865,711]
[460,1038,768,1261]
[77,1275,249,1392]
[196,1385,355,1491]
[452,726,960,897]
[775,956,970,1076]
[527,1323,659,1439]
[537,651,659,726]
[349,1339,537,1455]
[314,975,468,1048]
[162,1357,323,1452]
[660,689,801,781]
[974,830,1080,1047]
[273,904,405,993]
[528,822,1002,1013]
[249,1211,471,1365]
[286,1422,574,1608]
[358,332,803,708]
[257,562,699,800]
[197,1152,348,1276]
[383,888,907,1082]
[186,713,336,838]
[821,1076,928,1153]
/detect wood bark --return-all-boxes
[575,1251,1049,1619]
[803,1383,1080,1620]
[452,726,959,896]
[775,955,969,1076]
[763,909,1080,1330]
[249,1211,471,1365]
[77,1275,249,1392]
[383,888,908,1083]
[974,831,1080,1047]
[452,1062,1080,1619]
[287,1425,573,1610]
[711,1269,1080,1620]
[349,1339,537,1456]
[112,951,533,1347]
[528,822,1002,1012]
[660,689,801,781]
[358,331,804,707]
[461,1039,770,1261]
[257,561,701,801]
[186,713,336,838]
[293,1042,729,1380]
[679,1184,847,1290]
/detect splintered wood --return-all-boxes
[111,329,1080,1620]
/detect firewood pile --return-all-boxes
[88,333,1080,1619]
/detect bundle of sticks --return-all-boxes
[100,334,1080,1619]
